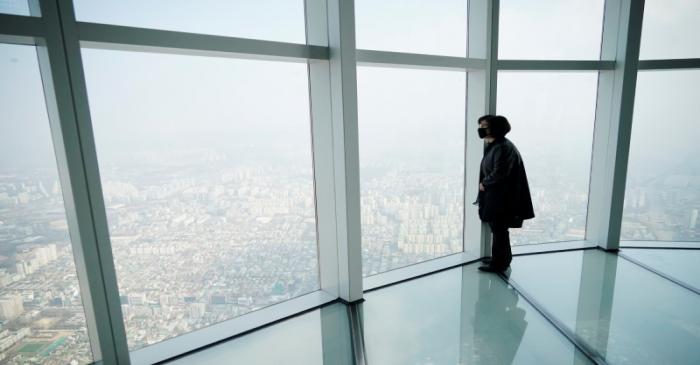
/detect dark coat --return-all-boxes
[474,137,535,228]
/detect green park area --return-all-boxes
[40,337,66,356]
[17,342,48,353]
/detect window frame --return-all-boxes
[0,0,681,362]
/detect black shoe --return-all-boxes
[478,264,508,273]
[482,257,492,265]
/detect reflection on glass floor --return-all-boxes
[166,303,353,365]
[361,265,592,364]
[165,248,700,365]
[509,249,700,365]
[620,248,700,290]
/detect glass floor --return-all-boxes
[165,248,700,364]
[620,248,700,290]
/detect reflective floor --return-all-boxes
[167,303,353,365]
[509,249,700,365]
[361,265,592,365]
[165,249,700,365]
[620,248,700,290]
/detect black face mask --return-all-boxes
[478,128,489,139]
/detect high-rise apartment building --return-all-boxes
[0,296,23,321]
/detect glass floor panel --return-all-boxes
[509,249,700,365]
[361,265,592,365]
[166,303,353,365]
[621,248,700,290]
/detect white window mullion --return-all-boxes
[586,0,645,250]
[306,0,363,302]
[35,0,130,363]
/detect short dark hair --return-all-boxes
[477,114,511,137]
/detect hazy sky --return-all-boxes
[628,70,700,180]
[0,44,57,170]
[74,0,306,43]
[0,0,29,16]
[355,0,467,56]
[0,0,698,179]
[497,71,598,186]
[639,0,700,59]
[357,66,465,169]
[81,48,313,168]
[499,0,605,60]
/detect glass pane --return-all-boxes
[509,250,700,364]
[621,249,700,290]
[73,0,305,44]
[498,0,605,60]
[497,72,598,245]
[0,0,30,16]
[639,0,700,59]
[362,265,593,364]
[622,70,700,242]
[82,49,319,350]
[355,0,467,57]
[0,44,93,363]
[358,66,465,277]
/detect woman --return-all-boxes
[474,115,535,272]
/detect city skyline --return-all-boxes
[1,148,697,361]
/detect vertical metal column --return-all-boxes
[485,0,499,116]
[466,0,499,258]
[305,0,342,299]
[327,0,363,302]
[34,0,130,363]
[306,0,363,302]
[586,0,645,250]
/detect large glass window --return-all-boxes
[498,0,605,60]
[0,44,93,364]
[358,66,466,276]
[73,0,306,44]
[639,0,700,60]
[497,72,598,245]
[81,49,319,350]
[355,0,467,57]
[622,70,700,242]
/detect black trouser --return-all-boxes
[488,221,512,269]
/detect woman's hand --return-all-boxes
[479,183,485,192]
